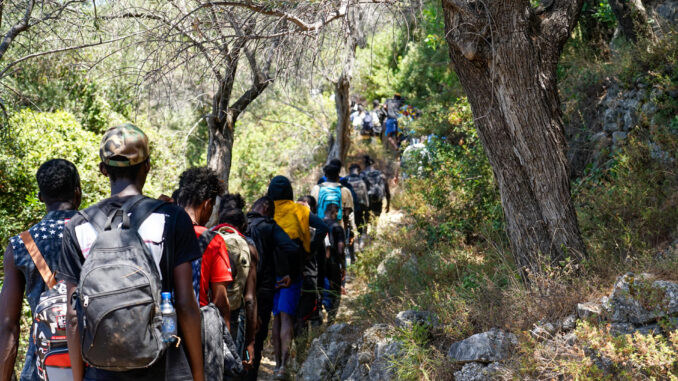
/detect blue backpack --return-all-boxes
[317,183,343,221]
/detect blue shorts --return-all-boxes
[272,279,303,316]
[385,118,398,136]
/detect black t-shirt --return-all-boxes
[57,195,202,381]
[323,218,346,268]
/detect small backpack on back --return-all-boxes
[346,174,369,207]
[20,231,72,381]
[75,196,167,371]
[317,183,343,221]
[364,170,386,204]
[214,225,251,311]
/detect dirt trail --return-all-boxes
[255,207,404,380]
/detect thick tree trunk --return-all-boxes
[608,0,654,42]
[206,115,235,191]
[442,0,587,276]
[328,72,352,164]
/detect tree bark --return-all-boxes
[608,0,654,42]
[207,115,235,190]
[328,72,352,164]
[442,0,587,276]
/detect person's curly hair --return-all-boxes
[219,193,246,231]
[175,167,225,208]
[36,159,80,201]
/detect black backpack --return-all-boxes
[75,196,167,371]
[363,169,386,204]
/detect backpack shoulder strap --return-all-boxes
[20,231,56,289]
[126,196,166,231]
[197,229,217,254]
[80,205,108,233]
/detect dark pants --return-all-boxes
[229,307,246,360]
[322,260,343,323]
[244,288,275,381]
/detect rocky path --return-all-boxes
[255,209,404,380]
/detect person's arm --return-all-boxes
[210,281,231,330]
[65,281,85,381]
[243,243,258,367]
[174,262,205,381]
[0,246,25,381]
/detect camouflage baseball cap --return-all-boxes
[99,124,150,167]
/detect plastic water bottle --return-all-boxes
[160,292,177,343]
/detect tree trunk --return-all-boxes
[608,0,653,42]
[442,0,587,276]
[328,71,352,164]
[206,115,235,191]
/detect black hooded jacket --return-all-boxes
[246,211,300,290]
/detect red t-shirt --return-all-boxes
[194,225,233,306]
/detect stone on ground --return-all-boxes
[395,310,439,331]
[447,328,518,364]
[453,362,507,381]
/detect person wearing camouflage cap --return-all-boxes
[58,124,206,381]
[99,123,150,168]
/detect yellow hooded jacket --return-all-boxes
[273,200,311,253]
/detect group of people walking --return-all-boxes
[350,93,405,152]
[0,123,390,381]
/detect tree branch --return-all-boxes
[0,32,141,79]
[0,0,35,61]
[197,0,351,32]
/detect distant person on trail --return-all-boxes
[361,155,391,223]
[58,125,204,381]
[384,93,403,151]
[244,197,300,381]
[321,203,346,323]
[346,164,370,249]
[175,167,233,330]
[0,159,81,381]
[371,99,385,139]
[213,193,259,371]
[267,176,327,380]
[312,163,354,233]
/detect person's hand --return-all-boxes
[385,205,390,213]
[276,276,291,289]
[242,343,255,369]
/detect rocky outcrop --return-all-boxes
[565,77,675,177]
[609,273,678,324]
[574,273,678,336]
[447,329,518,364]
[341,324,402,381]
[298,323,358,381]
[454,362,508,381]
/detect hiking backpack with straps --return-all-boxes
[317,182,343,221]
[214,225,251,311]
[363,169,386,204]
[74,196,168,371]
[346,173,369,206]
[20,231,72,381]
